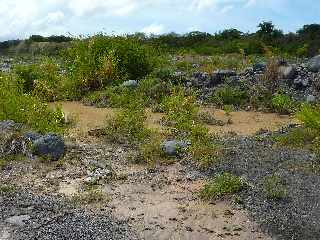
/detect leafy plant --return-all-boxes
[210,85,248,106]
[271,94,296,114]
[105,102,150,144]
[0,73,65,133]
[297,104,320,130]
[263,174,287,200]
[200,173,245,200]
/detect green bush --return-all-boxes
[0,73,65,133]
[15,58,65,101]
[200,173,245,200]
[297,104,320,130]
[275,127,317,148]
[271,94,296,114]
[263,174,287,200]
[210,85,248,106]
[105,103,150,143]
[63,35,156,97]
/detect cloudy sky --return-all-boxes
[0,0,319,41]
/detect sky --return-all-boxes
[0,0,319,41]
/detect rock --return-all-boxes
[162,140,188,156]
[5,215,30,226]
[24,132,42,142]
[308,55,320,72]
[210,70,237,86]
[253,63,266,72]
[306,94,316,103]
[293,77,310,90]
[0,120,20,133]
[33,134,65,161]
[122,80,138,88]
[279,65,296,79]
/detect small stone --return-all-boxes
[122,80,138,88]
[5,215,30,226]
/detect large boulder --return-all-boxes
[122,80,138,88]
[32,134,65,161]
[252,62,267,72]
[308,55,320,72]
[162,140,188,156]
[209,70,237,86]
[293,77,310,90]
[279,65,296,80]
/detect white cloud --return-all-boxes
[141,23,165,35]
[220,5,234,13]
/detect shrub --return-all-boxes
[135,133,174,166]
[271,94,296,114]
[160,90,220,167]
[263,174,287,200]
[210,85,248,106]
[275,127,317,148]
[297,104,320,130]
[105,102,150,143]
[200,173,245,200]
[0,73,65,133]
[63,35,156,97]
[15,58,64,101]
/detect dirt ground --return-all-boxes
[51,101,296,137]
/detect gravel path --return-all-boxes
[0,190,138,240]
[206,137,320,240]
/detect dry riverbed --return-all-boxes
[1,101,298,240]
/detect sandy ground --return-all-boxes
[51,101,296,137]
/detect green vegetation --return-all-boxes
[105,102,150,144]
[209,85,248,107]
[200,173,245,200]
[72,188,109,205]
[263,174,288,200]
[275,104,320,156]
[0,73,65,133]
[271,94,296,114]
[62,35,157,98]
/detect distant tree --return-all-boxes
[297,24,320,40]
[217,28,243,40]
[256,21,283,44]
[29,35,46,42]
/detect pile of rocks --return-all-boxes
[184,55,320,103]
[0,120,65,161]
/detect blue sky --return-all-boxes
[0,0,319,41]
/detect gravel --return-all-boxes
[0,190,139,240]
[206,137,320,240]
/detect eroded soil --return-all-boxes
[2,102,297,239]
[52,101,296,136]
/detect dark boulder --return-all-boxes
[209,70,237,87]
[308,55,320,72]
[253,63,267,72]
[33,134,65,161]
[162,140,188,156]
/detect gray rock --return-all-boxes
[308,55,320,72]
[5,215,30,226]
[33,134,65,161]
[210,70,237,86]
[24,132,42,142]
[122,80,138,88]
[162,140,188,156]
[279,65,296,79]
[252,63,266,72]
[293,77,310,89]
[306,95,316,103]
[0,120,20,133]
